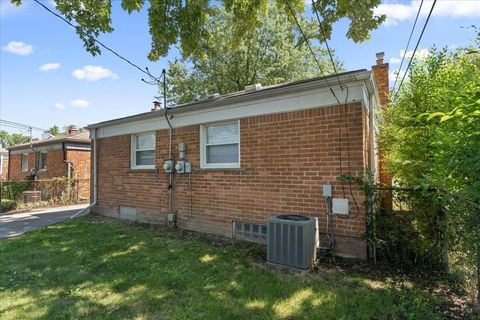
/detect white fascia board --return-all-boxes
[96,80,370,139]
[10,143,63,155]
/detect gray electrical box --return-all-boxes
[178,142,186,159]
[332,198,349,215]
[163,160,174,173]
[175,160,185,173]
[175,161,192,174]
[322,184,332,198]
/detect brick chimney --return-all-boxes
[151,101,161,111]
[372,52,389,107]
[372,52,392,206]
[68,125,78,135]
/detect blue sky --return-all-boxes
[1,0,479,138]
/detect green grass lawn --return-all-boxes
[0,216,455,319]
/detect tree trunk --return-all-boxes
[442,240,449,273]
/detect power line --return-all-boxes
[392,0,424,92]
[283,0,342,106]
[0,120,48,132]
[394,0,437,100]
[311,3,341,83]
[311,0,359,217]
[32,0,159,82]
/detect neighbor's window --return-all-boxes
[201,121,240,169]
[38,152,47,171]
[131,132,156,169]
[21,153,28,172]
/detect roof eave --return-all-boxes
[87,70,371,130]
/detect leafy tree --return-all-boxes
[0,131,30,148]
[47,125,60,136]
[379,42,480,302]
[167,5,342,105]
[11,0,385,61]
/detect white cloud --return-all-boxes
[389,69,409,84]
[70,99,91,108]
[54,102,65,110]
[39,63,61,72]
[2,41,33,56]
[389,57,401,64]
[72,65,118,81]
[400,48,430,59]
[375,1,480,26]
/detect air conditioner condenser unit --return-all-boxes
[266,215,319,271]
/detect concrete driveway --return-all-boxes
[0,204,88,239]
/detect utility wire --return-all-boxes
[311,2,341,85]
[0,120,48,132]
[392,0,424,92]
[394,0,436,100]
[33,0,159,81]
[311,0,360,217]
[283,0,342,107]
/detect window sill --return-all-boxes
[199,168,245,172]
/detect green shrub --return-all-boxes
[1,199,16,212]
[1,181,30,200]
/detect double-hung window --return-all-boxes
[38,151,47,171]
[131,132,156,169]
[21,153,28,172]
[201,121,240,169]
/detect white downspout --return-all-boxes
[71,128,97,219]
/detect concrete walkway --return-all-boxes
[0,204,88,239]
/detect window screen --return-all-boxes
[21,153,28,172]
[39,152,47,170]
[204,122,239,166]
[132,133,155,168]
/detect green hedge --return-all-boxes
[1,199,16,212]
[1,181,30,200]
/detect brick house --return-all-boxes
[0,147,8,181]
[87,55,389,259]
[8,127,91,201]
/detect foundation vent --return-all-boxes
[233,221,267,243]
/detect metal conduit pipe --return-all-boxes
[161,69,174,217]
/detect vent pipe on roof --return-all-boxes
[244,83,262,92]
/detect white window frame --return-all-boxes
[131,132,156,169]
[38,151,47,171]
[200,120,240,169]
[21,153,28,172]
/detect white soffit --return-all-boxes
[96,81,371,139]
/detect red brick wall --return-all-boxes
[1,155,8,181]
[94,102,370,259]
[10,152,32,180]
[66,149,91,201]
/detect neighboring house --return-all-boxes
[8,127,91,201]
[87,54,389,259]
[0,147,8,181]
